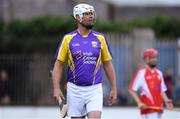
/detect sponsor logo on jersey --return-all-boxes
[83,41,88,44]
[73,50,82,60]
[91,41,98,48]
[83,52,97,65]
[72,43,80,47]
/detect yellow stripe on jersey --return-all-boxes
[94,34,112,61]
[57,34,76,62]
[93,53,102,84]
[57,34,76,79]
[67,46,76,81]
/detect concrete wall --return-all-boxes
[114,6,180,21]
[1,0,180,22]
[0,0,108,21]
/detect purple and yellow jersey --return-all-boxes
[55,30,112,86]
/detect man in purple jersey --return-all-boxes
[52,3,117,119]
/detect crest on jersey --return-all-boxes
[146,76,151,79]
[91,41,97,48]
[157,75,161,80]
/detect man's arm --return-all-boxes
[161,73,174,109]
[129,90,147,109]
[53,60,65,100]
[103,61,117,105]
[162,92,174,109]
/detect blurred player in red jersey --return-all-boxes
[129,48,174,119]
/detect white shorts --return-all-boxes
[141,112,162,119]
[67,82,103,117]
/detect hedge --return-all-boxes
[0,15,180,53]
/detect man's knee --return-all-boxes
[87,111,101,119]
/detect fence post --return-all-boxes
[131,28,155,68]
[178,38,180,76]
[1,0,13,23]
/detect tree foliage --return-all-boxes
[0,15,180,53]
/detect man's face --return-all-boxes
[77,12,95,29]
[145,55,158,68]
[82,12,95,25]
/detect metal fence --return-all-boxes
[0,54,55,105]
[0,32,179,106]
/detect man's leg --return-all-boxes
[87,111,101,119]
[71,115,86,119]
[67,83,86,118]
[86,84,103,119]
[141,112,162,119]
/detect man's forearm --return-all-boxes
[129,90,142,105]
[53,60,63,89]
[103,61,117,90]
[162,92,169,101]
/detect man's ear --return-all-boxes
[144,57,149,63]
[76,15,81,22]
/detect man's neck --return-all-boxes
[77,25,91,37]
[145,65,156,71]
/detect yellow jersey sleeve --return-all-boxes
[94,34,112,61]
[101,37,112,61]
[56,36,68,62]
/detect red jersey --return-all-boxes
[129,66,167,115]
